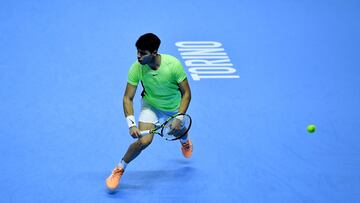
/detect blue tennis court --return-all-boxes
[1,0,360,202]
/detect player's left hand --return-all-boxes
[168,118,183,136]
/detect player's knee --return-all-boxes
[139,138,152,150]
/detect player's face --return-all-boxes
[137,49,153,65]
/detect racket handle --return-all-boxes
[139,130,151,136]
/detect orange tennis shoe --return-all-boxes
[181,139,193,158]
[105,166,124,191]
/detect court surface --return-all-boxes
[1,0,360,202]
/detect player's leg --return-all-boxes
[119,101,158,168]
[122,122,155,163]
[180,132,193,158]
[160,110,193,158]
[106,123,156,191]
[106,100,158,191]
[118,99,158,167]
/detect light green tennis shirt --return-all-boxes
[127,54,187,111]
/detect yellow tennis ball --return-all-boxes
[307,124,316,133]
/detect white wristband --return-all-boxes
[126,115,136,128]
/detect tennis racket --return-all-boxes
[139,113,192,141]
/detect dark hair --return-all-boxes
[135,33,161,53]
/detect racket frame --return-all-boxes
[139,113,192,141]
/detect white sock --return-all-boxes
[180,135,189,144]
[118,159,127,170]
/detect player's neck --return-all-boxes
[149,54,161,70]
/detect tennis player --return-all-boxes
[106,33,193,190]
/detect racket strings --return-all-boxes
[162,115,191,140]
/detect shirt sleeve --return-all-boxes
[173,58,187,83]
[127,63,140,86]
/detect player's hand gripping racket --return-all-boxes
[139,113,192,141]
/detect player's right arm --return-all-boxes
[123,83,141,138]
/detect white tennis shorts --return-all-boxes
[138,99,178,127]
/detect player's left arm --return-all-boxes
[178,78,191,114]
